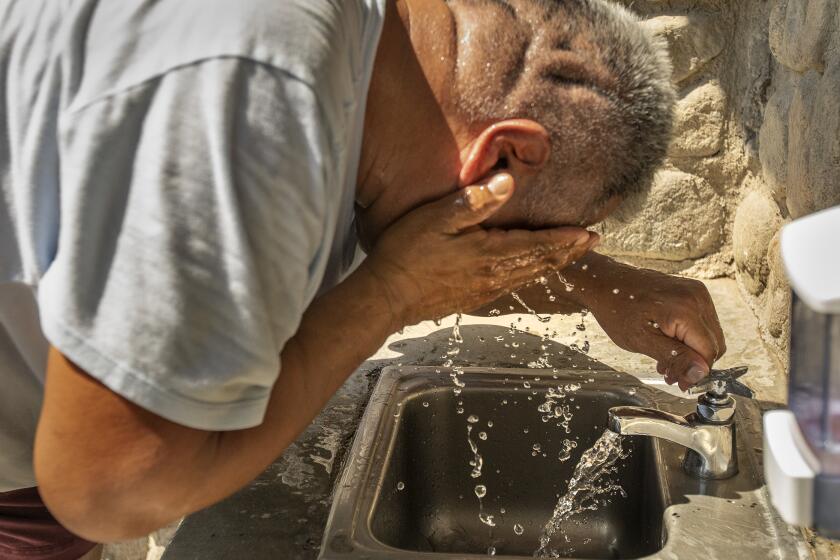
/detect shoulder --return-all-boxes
[66,0,385,111]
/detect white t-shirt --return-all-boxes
[0,0,384,492]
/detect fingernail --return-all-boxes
[487,174,513,198]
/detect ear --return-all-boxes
[458,119,551,187]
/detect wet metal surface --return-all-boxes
[320,366,810,559]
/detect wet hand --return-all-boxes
[361,173,599,329]
[583,265,725,391]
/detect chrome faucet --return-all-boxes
[608,367,754,480]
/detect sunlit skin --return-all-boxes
[34,0,724,543]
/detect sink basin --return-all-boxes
[320,366,808,559]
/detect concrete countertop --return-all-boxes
[162,278,793,560]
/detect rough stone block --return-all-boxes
[733,191,782,296]
[760,230,791,341]
[769,0,837,73]
[759,69,795,204]
[596,169,724,261]
[669,80,726,158]
[786,63,840,218]
[641,14,726,84]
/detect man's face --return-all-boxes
[479,171,621,231]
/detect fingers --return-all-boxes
[642,330,710,391]
[703,307,727,360]
[663,319,719,369]
[485,228,599,272]
[431,173,516,234]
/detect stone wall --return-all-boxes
[598,0,840,365]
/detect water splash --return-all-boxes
[537,383,581,432]
[557,439,578,462]
[467,425,484,479]
[535,430,629,558]
[511,291,552,323]
[444,314,466,395]
[556,272,575,293]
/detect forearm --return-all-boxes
[37,262,399,541]
[192,262,397,506]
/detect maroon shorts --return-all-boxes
[0,487,96,560]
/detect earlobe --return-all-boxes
[458,119,550,187]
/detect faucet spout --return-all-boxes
[609,406,695,443]
[608,405,738,480]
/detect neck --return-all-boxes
[355,0,465,247]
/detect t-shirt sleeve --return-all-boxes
[38,59,332,431]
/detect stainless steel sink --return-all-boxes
[320,366,809,559]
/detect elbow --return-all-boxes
[35,459,175,543]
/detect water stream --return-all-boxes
[535,430,629,558]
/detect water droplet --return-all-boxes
[479,431,488,440]
[422,401,430,407]
[397,481,405,491]
[487,420,494,427]
[457,407,464,414]
[523,381,531,389]
[475,484,487,498]
[467,414,479,423]
[612,288,620,294]
[513,523,524,535]
[487,545,496,556]
[479,513,496,527]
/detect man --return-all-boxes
[0,0,724,557]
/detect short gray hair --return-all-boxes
[449,0,676,223]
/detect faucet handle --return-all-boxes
[687,366,755,399]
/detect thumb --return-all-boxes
[432,173,515,234]
[645,333,710,391]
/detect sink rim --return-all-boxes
[319,366,809,560]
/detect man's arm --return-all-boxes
[477,251,727,389]
[34,173,599,542]
[35,260,398,542]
